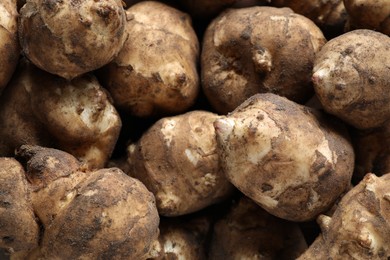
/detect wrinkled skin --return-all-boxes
[344,0,390,35]
[127,110,234,216]
[0,61,121,169]
[209,197,307,259]
[298,173,390,259]
[312,29,390,129]
[0,158,39,256]
[15,145,160,260]
[100,1,199,117]
[201,6,326,114]
[19,0,127,79]
[214,94,354,221]
[0,0,19,94]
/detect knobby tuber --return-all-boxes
[214,94,354,221]
[298,173,390,259]
[127,110,234,216]
[19,0,127,80]
[100,1,199,117]
[201,6,326,114]
[14,145,160,260]
[312,29,390,129]
[0,61,121,170]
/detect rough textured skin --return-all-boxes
[201,6,326,114]
[127,110,234,216]
[214,94,355,221]
[0,61,121,169]
[298,173,390,259]
[209,197,307,259]
[101,1,199,117]
[16,145,160,260]
[0,158,39,255]
[271,0,347,32]
[19,0,127,80]
[153,216,211,259]
[351,122,390,182]
[344,0,390,35]
[0,0,19,94]
[312,29,390,129]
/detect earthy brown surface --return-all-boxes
[344,0,390,35]
[100,1,199,117]
[16,145,160,259]
[298,173,390,259]
[201,6,326,114]
[312,29,390,129]
[19,0,127,80]
[0,158,39,256]
[0,61,121,169]
[0,0,19,94]
[209,197,307,259]
[214,93,354,221]
[128,110,234,216]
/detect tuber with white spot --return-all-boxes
[214,93,355,221]
[127,110,234,216]
[14,145,160,259]
[201,6,326,114]
[312,29,390,129]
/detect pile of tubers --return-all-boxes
[0,0,389,259]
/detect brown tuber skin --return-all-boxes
[270,0,348,36]
[351,122,390,183]
[0,61,121,170]
[19,0,127,80]
[100,1,199,117]
[127,110,234,216]
[214,93,355,221]
[344,0,390,35]
[312,29,390,129]
[298,173,390,259]
[209,197,307,259]
[201,6,326,114]
[152,215,211,259]
[14,145,160,260]
[0,158,39,257]
[0,0,19,94]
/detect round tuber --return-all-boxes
[18,0,127,80]
[15,145,160,259]
[312,29,390,129]
[201,6,326,114]
[127,110,234,216]
[214,93,355,221]
[100,1,199,117]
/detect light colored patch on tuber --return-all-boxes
[313,29,390,129]
[298,173,390,259]
[214,93,354,221]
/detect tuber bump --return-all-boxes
[201,6,326,114]
[298,173,390,259]
[214,93,355,221]
[100,1,199,117]
[312,29,390,129]
[0,61,121,170]
[18,0,127,80]
[15,145,160,259]
[127,110,234,216]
